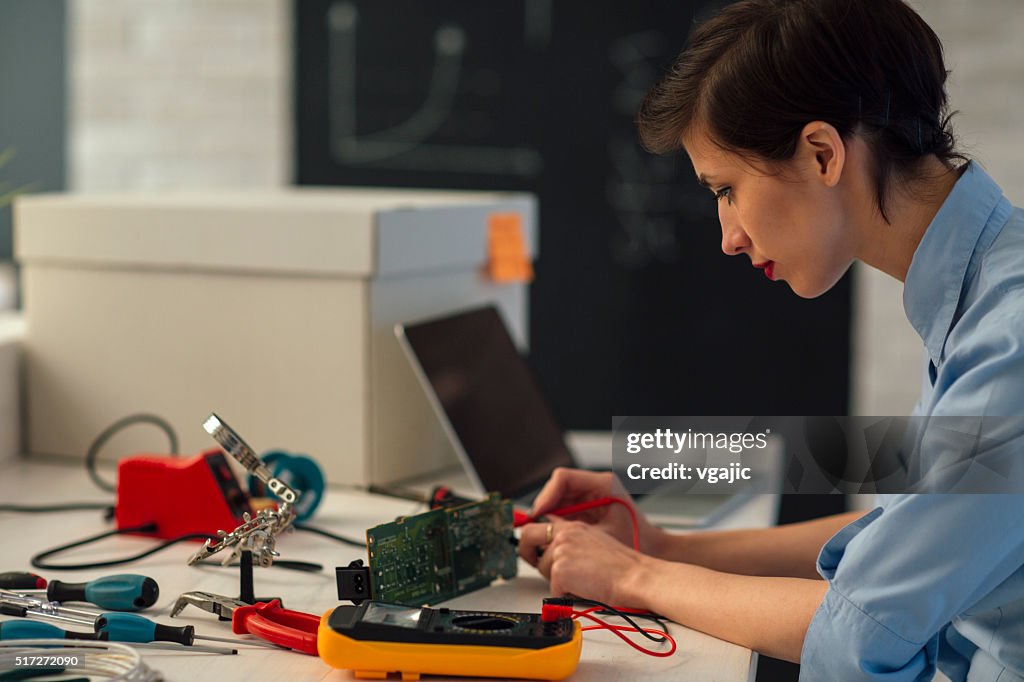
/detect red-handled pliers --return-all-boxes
[231,599,318,655]
[171,591,319,655]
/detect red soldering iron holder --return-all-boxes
[115,449,253,539]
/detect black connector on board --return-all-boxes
[336,559,372,604]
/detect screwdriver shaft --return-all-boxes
[18,608,101,629]
[195,633,285,650]
[0,590,100,620]
[127,641,237,655]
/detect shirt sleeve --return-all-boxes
[800,495,1024,680]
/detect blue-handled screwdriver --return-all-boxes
[0,620,237,655]
[20,574,159,611]
[100,613,282,649]
[0,620,106,641]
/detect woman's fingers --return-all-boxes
[536,518,572,580]
[530,467,615,517]
[517,521,551,568]
[533,519,644,605]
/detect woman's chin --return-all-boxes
[787,276,832,299]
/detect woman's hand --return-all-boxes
[519,517,653,607]
[525,467,666,556]
[522,517,829,664]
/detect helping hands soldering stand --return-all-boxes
[187,414,302,570]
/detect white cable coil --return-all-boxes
[0,638,162,681]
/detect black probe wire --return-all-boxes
[0,413,178,515]
[294,523,366,548]
[0,502,114,515]
[572,597,669,643]
[29,523,217,571]
[31,524,357,571]
[195,559,325,573]
[85,413,179,492]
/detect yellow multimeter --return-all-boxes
[317,601,583,681]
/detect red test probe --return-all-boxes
[514,496,640,551]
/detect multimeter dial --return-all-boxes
[449,613,520,632]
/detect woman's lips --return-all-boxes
[753,261,776,281]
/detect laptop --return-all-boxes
[395,305,754,527]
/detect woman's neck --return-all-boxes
[856,157,963,283]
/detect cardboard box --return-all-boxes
[15,188,536,484]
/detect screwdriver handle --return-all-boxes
[0,620,107,640]
[0,571,47,590]
[100,612,195,646]
[48,574,159,611]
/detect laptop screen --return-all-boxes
[399,306,574,498]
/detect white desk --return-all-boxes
[0,456,777,681]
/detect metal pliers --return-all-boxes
[171,591,320,656]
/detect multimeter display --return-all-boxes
[361,603,423,629]
[318,601,583,680]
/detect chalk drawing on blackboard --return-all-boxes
[327,1,543,176]
[524,0,552,50]
[607,31,683,269]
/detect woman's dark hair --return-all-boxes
[637,0,966,221]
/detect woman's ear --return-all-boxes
[798,121,846,187]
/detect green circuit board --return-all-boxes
[366,493,517,605]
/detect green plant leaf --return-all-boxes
[0,148,33,207]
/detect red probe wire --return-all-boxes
[525,498,675,657]
[515,496,641,551]
[541,602,676,658]
[577,614,677,658]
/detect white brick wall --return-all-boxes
[851,0,1024,416]
[68,0,291,191]
[916,0,1024,204]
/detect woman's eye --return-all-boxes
[714,187,732,203]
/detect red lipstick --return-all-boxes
[753,261,775,281]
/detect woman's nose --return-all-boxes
[720,214,751,256]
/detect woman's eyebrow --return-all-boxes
[696,173,718,188]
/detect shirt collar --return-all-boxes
[903,162,1004,366]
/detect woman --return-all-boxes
[518,1,1024,680]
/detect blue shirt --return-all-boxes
[800,163,1024,681]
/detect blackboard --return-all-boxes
[0,0,66,262]
[294,0,852,429]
